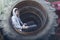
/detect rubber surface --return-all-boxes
[0,0,58,40]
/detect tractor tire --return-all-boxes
[0,0,58,40]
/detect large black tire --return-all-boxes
[0,0,58,40]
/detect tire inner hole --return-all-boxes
[20,12,42,32]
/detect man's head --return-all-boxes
[15,8,20,16]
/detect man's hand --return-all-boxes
[22,23,29,29]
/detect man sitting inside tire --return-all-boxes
[11,8,28,31]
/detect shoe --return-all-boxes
[20,29,22,32]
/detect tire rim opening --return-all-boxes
[11,1,48,35]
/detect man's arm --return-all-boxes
[11,16,22,29]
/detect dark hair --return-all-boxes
[14,8,19,12]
